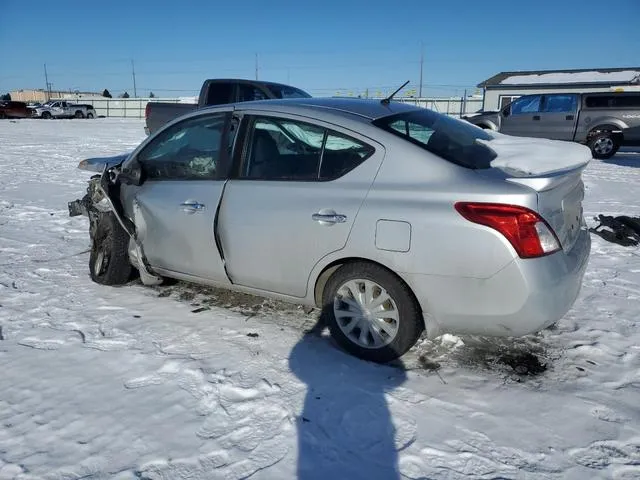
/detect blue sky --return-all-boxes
[1,0,638,98]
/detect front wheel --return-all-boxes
[588,132,619,159]
[89,212,133,285]
[323,262,424,363]
[41,111,52,119]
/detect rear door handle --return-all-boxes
[180,200,205,214]
[312,210,347,225]
[566,115,574,120]
[532,115,540,121]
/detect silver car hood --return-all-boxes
[77,152,131,173]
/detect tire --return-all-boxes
[322,262,424,363]
[41,111,52,119]
[75,110,84,119]
[89,212,132,285]
[86,112,94,119]
[588,132,619,159]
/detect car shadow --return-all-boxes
[288,311,408,480]
[602,148,640,168]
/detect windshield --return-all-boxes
[372,109,497,169]
[265,84,312,99]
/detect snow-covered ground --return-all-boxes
[1,118,639,480]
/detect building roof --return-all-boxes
[478,67,640,88]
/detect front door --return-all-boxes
[218,114,383,297]
[127,111,233,281]
[500,94,542,137]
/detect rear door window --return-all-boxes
[542,94,578,113]
[240,116,373,181]
[238,84,270,102]
[205,83,235,105]
[373,109,496,169]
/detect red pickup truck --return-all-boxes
[0,100,32,119]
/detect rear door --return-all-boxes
[217,112,383,297]
[539,94,579,140]
[128,110,234,281]
[500,94,543,137]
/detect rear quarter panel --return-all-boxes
[310,133,536,282]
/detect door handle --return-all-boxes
[532,115,540,121]
[312,211,347,225]
[566,115,574,120]
[180,200,205,214]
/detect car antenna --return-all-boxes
[381,80,410,105]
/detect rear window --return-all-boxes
[372,109,497,169]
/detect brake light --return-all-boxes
[455,202,561,258]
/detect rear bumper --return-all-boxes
[406,228,591,338]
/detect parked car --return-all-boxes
[463,92,640,159]
[0,100,32,119]
[68,97,591,363]
[32,100,97,119]
[145,78,311,135]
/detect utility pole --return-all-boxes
[255,53,259,80]
[418,42,424,98]
[44,63,51,101]
[131,59,137,98]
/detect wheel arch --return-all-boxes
[587,121,627,140]
[312,256,426,330]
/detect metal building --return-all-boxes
[478,67,640,111]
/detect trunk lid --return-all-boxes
[476,133,592,253]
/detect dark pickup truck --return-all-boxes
[463,91,640,159]
[144,78,311,135]
[0,100,32,119]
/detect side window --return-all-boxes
[137,113,228,180]
[542,94,577,113]
[500,95,520,112]
[510,95,541,115]
[205,83,234,105]
[612,95,640,108]
[238,84,269,102]
[241,116,373,181]
[320,133,374,180]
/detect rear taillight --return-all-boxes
[455,202,561,258]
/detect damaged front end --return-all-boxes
[68,154,162,286]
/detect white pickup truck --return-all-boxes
[32,101,97,119]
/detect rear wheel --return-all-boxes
[75,110,84,118]
[86,112,94,119]
[588,132,619,159]
[322,262,424,363]
[89,212,132,285]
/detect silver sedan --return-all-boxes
[69,97,591,363]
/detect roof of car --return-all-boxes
[218,97,422,121]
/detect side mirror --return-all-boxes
[119,159,144,186]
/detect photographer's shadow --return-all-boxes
[289,313,408,480]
